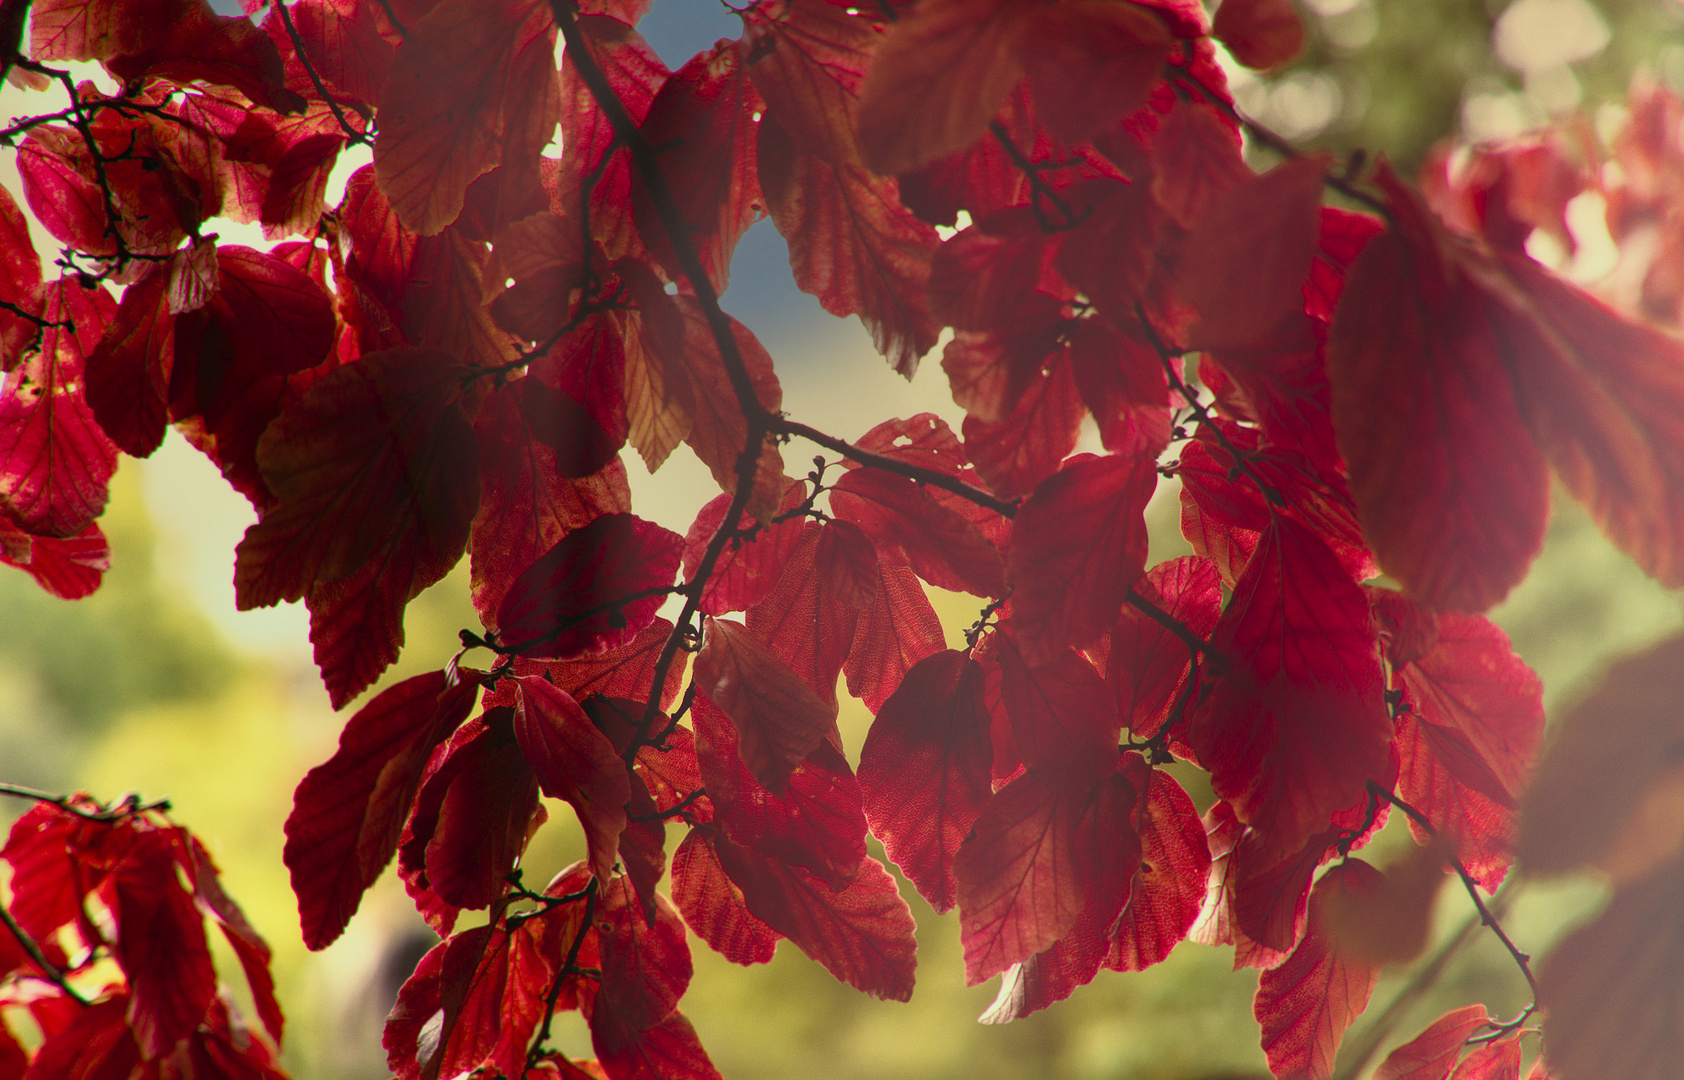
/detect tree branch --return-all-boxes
[772,417,1019,518]
[0,901,89,1006]
[273,0,371,146]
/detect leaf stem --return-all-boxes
[0,901,89,1006]
[772,417,1019,518]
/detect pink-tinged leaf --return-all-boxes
[1102,555,1223,740]
[844,561,947,714]
[683,482,809,616]
[859,650,993,912]
[103,7,305,114]
[513,677,633,884]
[1327,170,1549,612]
[210,245,338,378]
[1188,516,1393,859]
[1375,1005,1493,1080]
[1450,1038,1522,1080]
[110,831,217,1058]
[17,127,118,256]
[0,519,109,600]
[674,299,786,515]
[690,693,866,889]
[1016,0,1172,146]
[590,1009,724,1080]
[979,906,1112,1024]
[1254,859,1386,1080]
[1107,758,1213,972]
[1008,452,1157,663]
[692,617,838,793]
[84,263,173,457]
[954,766,1136,984]
[1231,827,1340,952]
[830,467,1006,597]
[29,0,179,61]
[400,709,542,912]
[495,512,683,659]
[374,0,558,234]
[286,670,480,949]
[712,830,918,1002]
[0,278,118,539]
[632,40,766,293]
[744,520,875,704]
[470,383,633,625]
[495,618,686,713]
[995,630,1122,779]
[288,0,396,105]
[672,828,780,966]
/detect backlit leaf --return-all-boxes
[693,617,839,793]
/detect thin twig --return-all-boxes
[773,417,1019,518]
[1366,782,1539,1012]
[989,120,1086,232]
[0,782,168,820]
[0,903,89,1005]
[527,883,597,1068]
[1125,588,1218,662]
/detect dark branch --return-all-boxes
[274,1,371,146]
[0,902,88,1006]
[773,417,1019,518]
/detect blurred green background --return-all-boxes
[4,0,1684,1077]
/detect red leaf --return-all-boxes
[1102,554,1222,741]
[953,766,1136,984]
[400,709,542,913]
[590,1009,723,1080]
[0,519,109,600]
[211,245,339,378]
[1008,452,1157,663]
[1016,0,1172,146]
[29,0,180,61]
[470,383,633,625]
[385,919,556,1080]
[672,828,780,966]
[1180,156,1326,352]
[591,877,692,1038]
[1212,0,1306,71]
[513,677,633,885]
[1536,849,1684,1080]
[1254,859,1386,1080]
[111,831,217,1058]
[744,520,875,704]
[673,300,785,515]
[1450,1037,1522,1080]
[1487,251,1684,595]
[854,0,1032,176]
[24,995,139,1080]
[555,16,669,263]
[494,512,683,660]
[830,467,1005,597]
[1189,516,1393,859]
[0,278,118,538]
[994,630,1122,778]
[1395,715,1513,893]
[844,561,947,713]
[961,348,1087,499]
[374,0,558,234]
[1374,1005,1493,1080]
[692,617,838,792]
[84,263,173,457]
[287,0,396,105]
[682,482,809,616]
[1107,758,1212,972]
[498,618,687,713]
[632,40,766,293]
[689,693,865,888]
[859,650,993,912]
[0,182,42,372]
[1328,170,1549,612]
[179,834,284,1045]
[103,6,304,114]
[712,830,918,1002]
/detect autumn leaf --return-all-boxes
[514,677,633,885]
[693,617,839,794]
